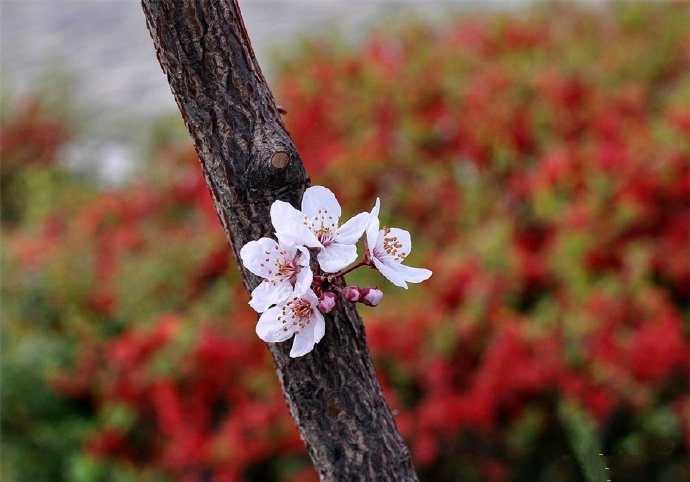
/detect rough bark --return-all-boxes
[141,1,418,480]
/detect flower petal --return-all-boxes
[293,264,313,296]
[312,310,325,344]
[290,322,316,357]
[372,256,408,289]
[240,238,282,279]
[270,200,303,230]
[301,186,341,222]
[365,198,381,256]
[295,246,311,267]
[256,306,295,342]
[248,280,292,313]
[317,243,358,273]
[390,263,432,284]
[301,288,320,306]
[336,212,370,244]
[271,200,322,248]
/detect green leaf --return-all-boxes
[559,400,610,482]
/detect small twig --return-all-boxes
[326,258,370,283]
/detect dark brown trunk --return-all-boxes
[140,1,418,480]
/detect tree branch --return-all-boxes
[140,1,418,480]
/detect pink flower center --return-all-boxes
[304,209,337,247]
[278,297,314,333]
[315,227,335,247]
[290,298,313,320]
[276,258,297,280]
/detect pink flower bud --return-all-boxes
[318,291,338,314]
[359,287,383,307]
[341,286,361,302]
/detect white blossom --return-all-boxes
[270,186,369,273]
[240,238,312,313]
[366,198,432,288]
[255,288,325,358]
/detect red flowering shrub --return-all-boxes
[3,3,688,481]
[1,97,71,225]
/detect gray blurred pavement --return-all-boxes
[2,1,510,118]
[0,0,530,182]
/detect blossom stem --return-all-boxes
[327,258,369,282]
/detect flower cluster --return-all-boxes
[240,186,432,357]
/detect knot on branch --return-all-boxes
[246,139,307,194]
[271,151,289,169]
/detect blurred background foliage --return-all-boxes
[1,3,689,482]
